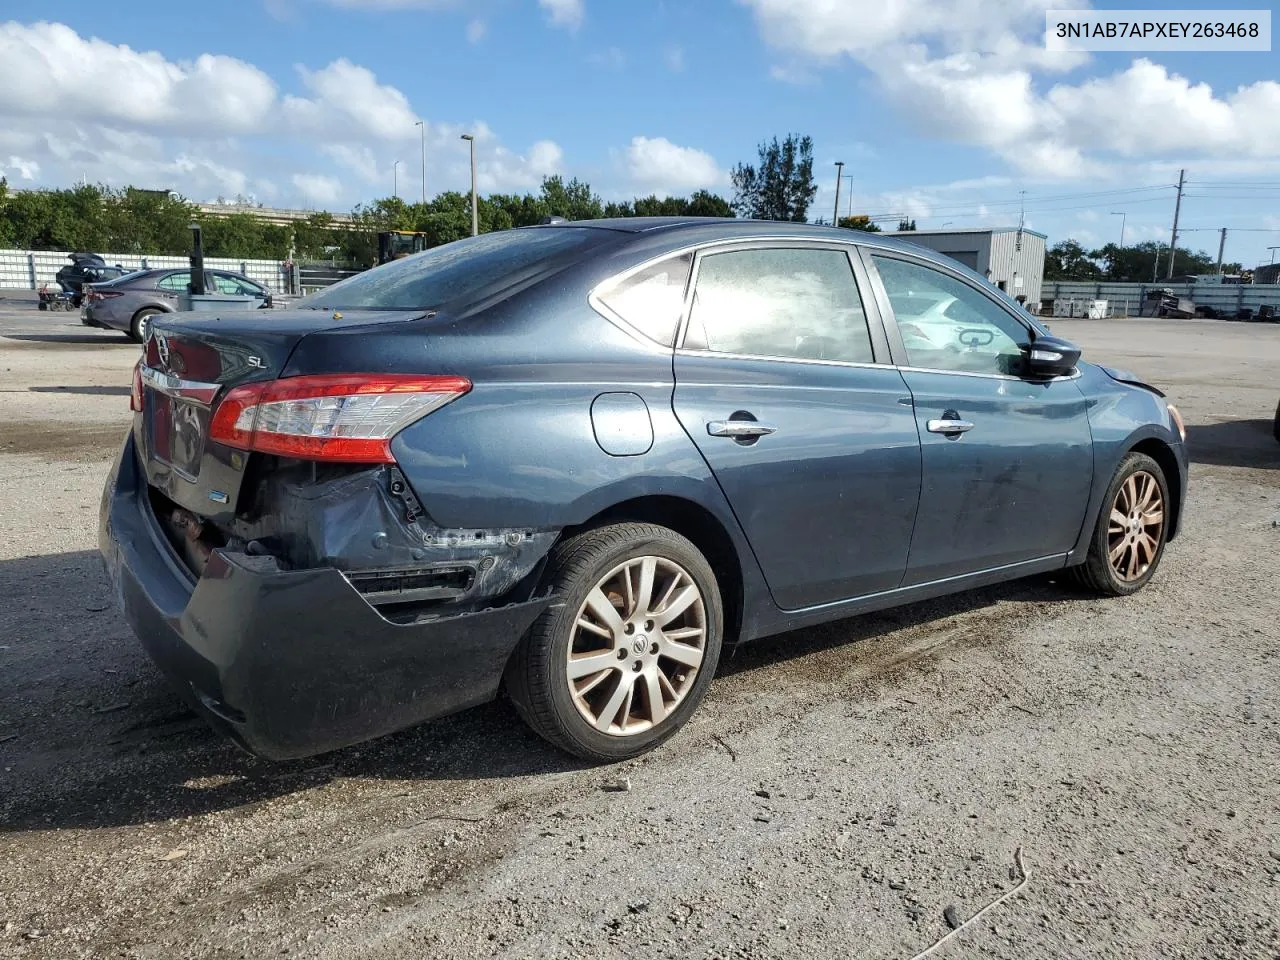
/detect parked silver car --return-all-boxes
[81,268,272,341]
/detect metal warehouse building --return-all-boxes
[884,227,1047,309]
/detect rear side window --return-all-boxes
[684,247,874,363]
[299,228,603,311]
[156,272,190,292]
[594,254,692,346]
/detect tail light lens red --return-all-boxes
[129,361,144,412]
[208,374,472,463]
[88,290,123,302]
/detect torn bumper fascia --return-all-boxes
[227,464,558,604]
[99,432,551,759]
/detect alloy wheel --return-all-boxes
[1107,470,1165,582]
[566,556,707,736]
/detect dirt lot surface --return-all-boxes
[1,303,1278,960]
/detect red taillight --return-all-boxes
[130,361,144,412]
[88,290,122,302]
[208,374,471,463]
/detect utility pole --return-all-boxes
[1166,168,1185,280]
[1153,243,1163,282]
[460,134,478,237]
[1268,246,1280,264]
[1216,227,1227,275]
[393,159,401,200]
[415,121,427,205]
[832,161,844,227]
[1110,211,1126,248]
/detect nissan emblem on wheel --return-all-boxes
[100,219,1188,762]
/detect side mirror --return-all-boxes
[1022,334,1081,378]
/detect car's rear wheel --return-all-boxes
[130,308,160,344]
[506,522,723,762]
[1071,452,1170,596]
[1273,398,1280,443]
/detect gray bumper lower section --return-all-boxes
[99,433,550,760]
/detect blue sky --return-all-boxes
[2,0,1280,266]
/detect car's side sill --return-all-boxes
[748,554,1069,641]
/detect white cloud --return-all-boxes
[282,59,420,141]
[322,144,381,183]
[466,18,487,43]
[768,63,818,86]
[740,0,1280,178]
[623,136,724,194]
[0,22,570,207]
[539,0,584,30]
[3,155,40,180]
[590,46,626,70]
[292,173,343,205]
[474,139,564,192]
[0,21,277,136]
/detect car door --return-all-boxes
[671,242,922,610]
[155,270,191,305]
[863,250,1094,585]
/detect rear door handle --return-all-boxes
[926,418,975,435]
[707,420,777,439]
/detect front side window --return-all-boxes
[212,274,240,295]
[594,253,692,346]
[873,256,1027,375]
[684,247,873,363]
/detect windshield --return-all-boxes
[299,228,604,310]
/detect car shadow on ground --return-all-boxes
[1,333,133,346]
[28,385,132,396]
[1186,419,1280,469]
[0,550,1087,833]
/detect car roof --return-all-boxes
[535,217,969,273]
[544,216,950,254]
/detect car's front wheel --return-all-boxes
[1072,451,1170,596]
[506,522,723,762]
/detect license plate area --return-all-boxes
[147,391,211,482]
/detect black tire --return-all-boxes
[1070,452,1170,597]
[130,309,159,344]
[1273,398,1280,443]
[505,522,724,762]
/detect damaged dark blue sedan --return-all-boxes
[100,218,1188,762]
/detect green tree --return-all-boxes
[686,190,733,218]
[897,219,917,231]
[0,178,12,247]
[839,215,881,232]
[729,134,817,221]
[539,176,604,220]
[1044,239,1102,281]
[1090,241,1236,282]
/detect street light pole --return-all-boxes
[832,161,844,226]
[842,174,854,219]
[415,121,427,205]
[393,159,401,200]
[1110,211,1126,247]
[460,134,478,237]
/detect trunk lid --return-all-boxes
[139,309,424,520]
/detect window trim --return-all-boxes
[674,239,890,366]
[587,251,694,349]
[857,247,1069,382]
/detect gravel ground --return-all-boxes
[1,305,1278,960]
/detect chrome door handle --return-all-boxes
[926,418,975,435]
[707,420,777,439]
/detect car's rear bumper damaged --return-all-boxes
[99,432,552,759]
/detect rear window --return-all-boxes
[299,228,603,311]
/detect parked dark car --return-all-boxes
[99,219,1188,763]
[55,253,128,306]
[82,268,272,341]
